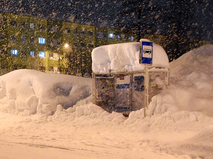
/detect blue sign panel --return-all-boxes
[116,84,130,89]
[141,41,153,64]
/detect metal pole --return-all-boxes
[144,64,149,116]
[129,74,133,111]
[92,73,96,104]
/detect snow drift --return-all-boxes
[139,44,213,117]
[0,69,92,115]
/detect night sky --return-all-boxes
[0,0,212,42]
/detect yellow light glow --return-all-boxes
[64,43,69,48]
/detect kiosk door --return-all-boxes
[95,77,115,111]
[114,75,131,113]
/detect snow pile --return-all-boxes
[170,44,213,78]
[0,69,92,115]
[128,44,213,118]
[167,44,213,116]
[0,45,212,118]
[92,39,169,73]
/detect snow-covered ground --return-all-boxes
[0,44,213,159]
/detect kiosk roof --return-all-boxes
[92,39,169,74]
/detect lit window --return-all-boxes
[109,33,114,39]
[129,36,134,41]
[117,35,121,39]
[30,23,34,29]
[38,38,45,44]
[39,52,45,58]
[10,49,18,56]
[30,51,35,56]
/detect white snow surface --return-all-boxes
[92,39,169,73]
[0,70,92,115]
[0,44,213,159]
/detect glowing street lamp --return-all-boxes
[64,43,69,48]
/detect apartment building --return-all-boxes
[0,11,136,76]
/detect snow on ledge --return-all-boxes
[92,39,169,74]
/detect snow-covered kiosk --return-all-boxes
[92,39,169,115]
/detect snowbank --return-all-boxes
[127,44,213,118]
[167,44,213,116]
[0,45,213,118]
[92,39,169,73]
[0,69,92,115]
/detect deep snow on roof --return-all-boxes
[92,39,169,74]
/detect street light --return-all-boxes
[64,43,69,48]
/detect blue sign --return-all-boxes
[116,84,130,89]
[141,41,153,64]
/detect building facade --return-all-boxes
[0,11,136,76]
